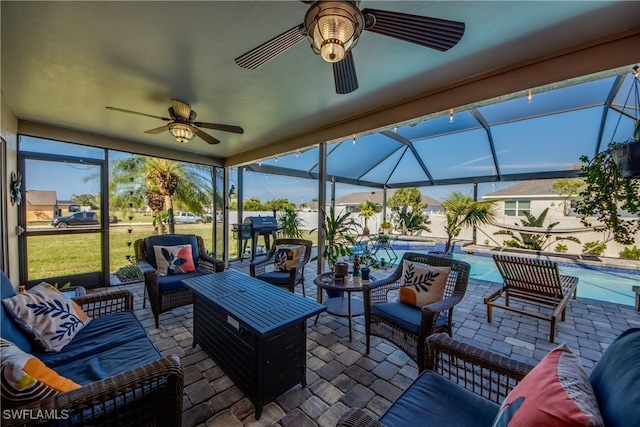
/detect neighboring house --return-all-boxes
[334,190,442,214]
[24,190,57,221]
[482,179,572,219]
[475,179,639,257]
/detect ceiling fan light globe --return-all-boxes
[304,1,363,63]
[168,122,196,143]
[320,40,345,62]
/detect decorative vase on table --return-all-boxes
[361,266,371,280]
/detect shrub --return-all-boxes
[583,240,607,256]
[554,243,568,253]
[619,246,640,260]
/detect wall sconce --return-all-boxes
[10,171,22,206]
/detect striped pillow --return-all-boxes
[0,339,80,407]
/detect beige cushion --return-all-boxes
[397,260,450,308]
[1,283,91,352]
[274,245,303,271]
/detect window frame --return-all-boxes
[504,200,531,216]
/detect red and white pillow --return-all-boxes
[153,244,196,276]
[492,344,604,427]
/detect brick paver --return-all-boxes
[114,259,640,426]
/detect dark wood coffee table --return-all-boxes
[182,271,325,420]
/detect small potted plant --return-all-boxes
[359,252,379,280]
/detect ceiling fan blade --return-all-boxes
[235,24,305,70]
[362,8,465,51]
[105,106,171,121]
[193,127,221,145]
[170,99,192,120]
[193,122,244,134]
[144,125,169,134]
[333,51,358,95]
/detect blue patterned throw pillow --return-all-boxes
[1,283,91,352]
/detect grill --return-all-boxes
[237,216,279,261]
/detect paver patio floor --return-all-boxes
[118,260,640,426]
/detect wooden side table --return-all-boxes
[314,272,375,341]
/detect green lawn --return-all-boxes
[26,223,316,279]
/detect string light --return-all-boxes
[393,126,398,132]
[352,136,356,145]
[296,150,299,157]
[275,156,278,162]
[449,109,454,123]
[527,89,533,103]
[258,160,262,167]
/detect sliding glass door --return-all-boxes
[18,137,108,289]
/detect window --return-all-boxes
[505,200,530,216]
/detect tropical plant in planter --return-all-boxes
[575,67,640,245]
[277,205,306,238]
[442,191,498,254]
[575,128,640,246]
[311,207,359,272]
[357,200,381,235]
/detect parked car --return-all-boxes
[174,212,203,224]
[51,211,99,228]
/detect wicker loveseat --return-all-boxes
[339,329,640,427]
[134,234,225,327]
[0,270,183,426]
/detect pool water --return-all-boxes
[389,245,639,307]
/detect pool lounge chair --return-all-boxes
[484,254,578,343]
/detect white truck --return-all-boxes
[174,212,203,224]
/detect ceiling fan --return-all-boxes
[105,99,244,145]
[235,0,465,94]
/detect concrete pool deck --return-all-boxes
[113,257,640,426]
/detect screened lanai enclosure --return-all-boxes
[244,66,639,189]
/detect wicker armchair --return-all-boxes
[249,238,312,296]
[4,290,184,427]
[135,234,224,328]
[364,252,470,372]
[338,333,533,427]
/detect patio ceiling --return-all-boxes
[247,67,640,189]
[2,1,639,174]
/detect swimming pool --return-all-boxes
[388,244,639,307]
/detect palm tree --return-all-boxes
[442,191,498,254]
[357,200,381,234]
[110,156,213,234]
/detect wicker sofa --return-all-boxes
[0,270,183,426]
[134,234,225,327]
[338,329,640,427]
